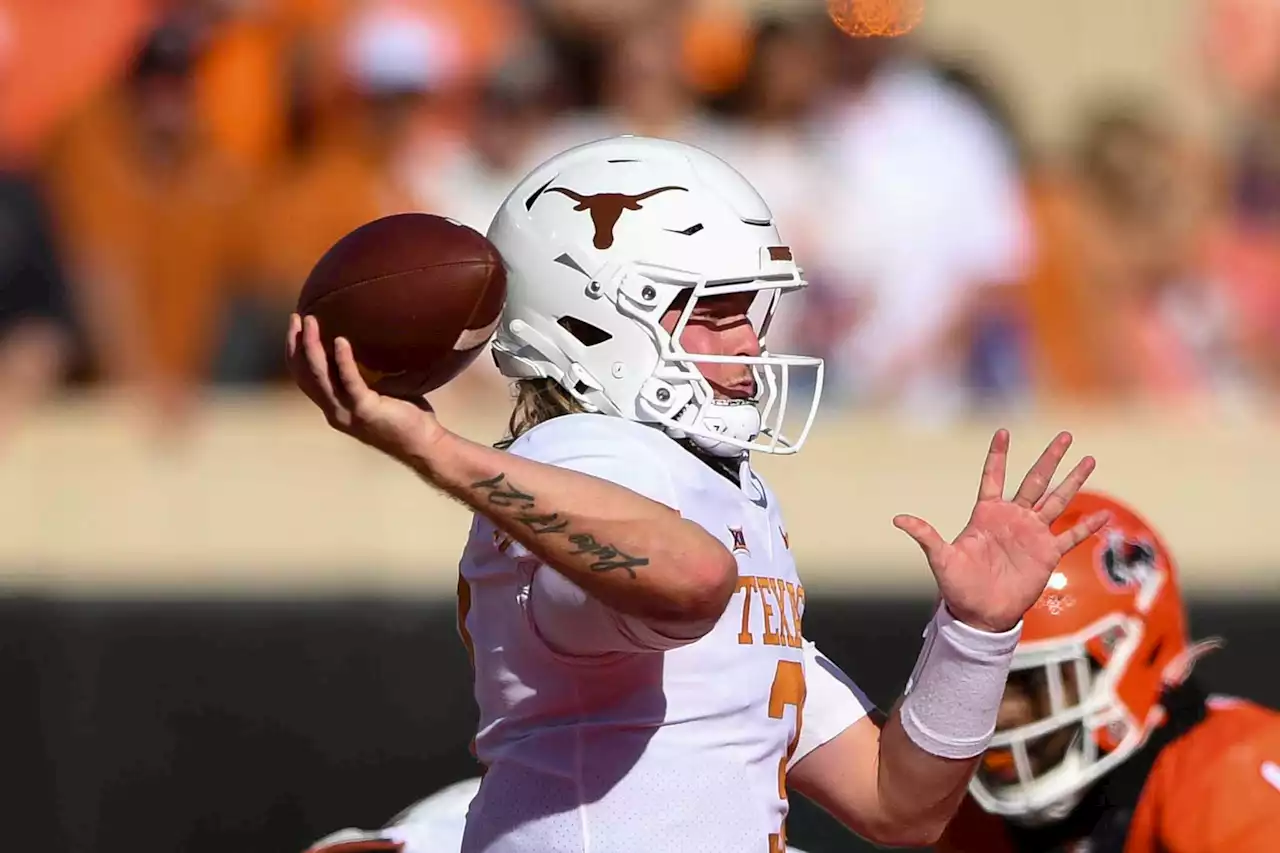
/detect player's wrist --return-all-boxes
[897,603,1020,760]
[398,419,458,477]
[942,602,1023,636]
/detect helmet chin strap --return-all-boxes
[674,399,761,458]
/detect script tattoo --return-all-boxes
[567,533,648,577]
[515,511,570,535]
[470,473,651,577]
[471,473,535,509]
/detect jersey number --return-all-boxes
[768,659,805,853]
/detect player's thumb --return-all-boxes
[893,515,946,565]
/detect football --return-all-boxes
[297,213,507,398]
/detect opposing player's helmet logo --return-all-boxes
[1100,531,1157,589]
[544,186,688,249]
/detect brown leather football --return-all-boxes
[297,213,507,398]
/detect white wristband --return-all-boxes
[899,603,1021,759]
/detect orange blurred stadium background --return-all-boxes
[4,0,1280,429]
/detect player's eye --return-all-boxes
[694,293,753,320]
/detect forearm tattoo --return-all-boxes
[471,473,650,577]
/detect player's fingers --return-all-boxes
[976,429,1009,502]
[285,313,301,363]
[1054,510,1109,556]
[893,515,947,565]
[286,313,311,390]
[1037,456,1096,523]
[1013,432,1071,508]
[332,337,376,413]
[300,315,341,408]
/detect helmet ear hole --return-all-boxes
[557,316,614,347]
[668,288,693,312]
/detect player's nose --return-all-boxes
[728,324,762,358]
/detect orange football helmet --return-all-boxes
[969,491,1214,823]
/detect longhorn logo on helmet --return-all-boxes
[542,186,688,249]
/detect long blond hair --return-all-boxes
[496,378,587,449]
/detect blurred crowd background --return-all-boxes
[4,0,1280,440]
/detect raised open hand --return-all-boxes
[286,314,444,461]
[893,430,1109,633]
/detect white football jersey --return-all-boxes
[306,776,812,853]
[455,414,871,853]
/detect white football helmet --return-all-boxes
[487,135,823,457]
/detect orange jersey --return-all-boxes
[940,699,1280,853]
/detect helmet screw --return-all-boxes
[656,388,670,402]
[587,281,602,296]
[641,285,657,301]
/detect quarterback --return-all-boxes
[940,491,1280,853]
[288,136,1106,852]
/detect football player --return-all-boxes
[288,136,1106,852]
[940,490,1280,853]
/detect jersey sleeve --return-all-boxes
[508,416,696,657]
[528,566,709,655]
[788,639,877,769]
